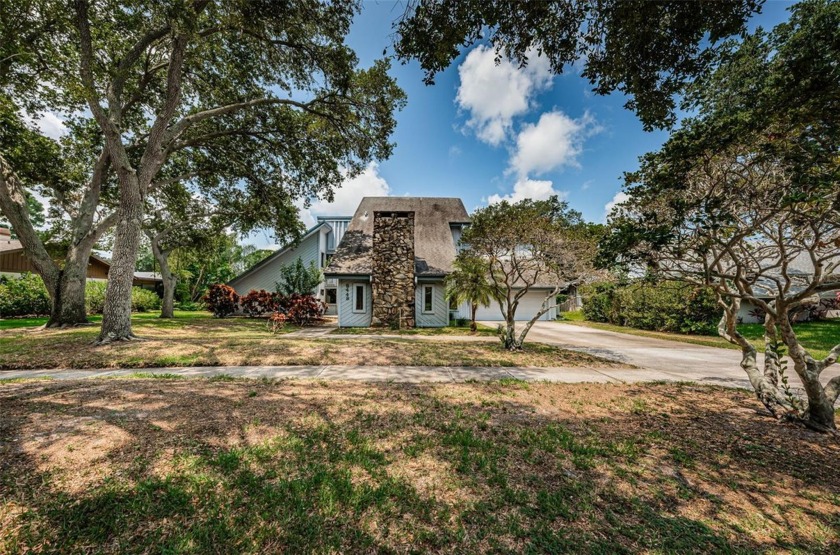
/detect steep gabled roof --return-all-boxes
[324,197,469,277]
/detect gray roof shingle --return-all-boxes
[324,197,469,277]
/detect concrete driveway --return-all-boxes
[485,321,840,391]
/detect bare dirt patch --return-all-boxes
[0,315,616,370]
[1,378,838,553]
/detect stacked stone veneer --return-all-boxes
[371,211,415,328]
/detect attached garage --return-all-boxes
[472,289,556,322]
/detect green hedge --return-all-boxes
[581,281,719,335]
[0,273,51,317]
[1,275,162,318]
[86,281,161,313]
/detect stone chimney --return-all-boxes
[371,211,415,328]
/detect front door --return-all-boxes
[325,287,337,315]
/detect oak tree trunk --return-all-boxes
[45,258,89,328]
[98,187,144,342]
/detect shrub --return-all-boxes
[0,273,51,317]
[267,311,287,334]
[85,281,108,314]
[175,300,203,311]
[240,289,278,318]
[275,257,322,296]
[204,284,239,318]
[456,317,468,327]
[282,293,326,326]
[580,282,620,323]
[86,282,162,314]
[132,288,161,312]
[582,280,718,335]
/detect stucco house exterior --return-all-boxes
[227,216,351,314]
[323,197,557,328]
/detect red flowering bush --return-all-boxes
[283,293,326,326]
[267,311,288,334]
[203,284,239,318]
[240,289,278,318]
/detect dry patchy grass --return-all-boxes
[0,314,613,370]
[1,379,838,553]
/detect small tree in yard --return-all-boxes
[276,258,323,297]
[461,196,602,350]
[601,1,840,431]
[445,253,495,332]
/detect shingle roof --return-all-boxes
[324,197,469,277]
[0,238,23,253]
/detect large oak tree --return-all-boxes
[0,0,404,341]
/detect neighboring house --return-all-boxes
[736,250,840,323]
[227,217,351,315]
[0,227,162,288]
[323,197,558,328]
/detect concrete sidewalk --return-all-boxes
[0,364,753,387]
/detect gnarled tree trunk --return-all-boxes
[719,297,840,432]
[97,183,144,342]
[1,154,93,326]
[778,313,839,431]
[718,300,798,419]
[146,229,176,318]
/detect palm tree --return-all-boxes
[445,254,496,332]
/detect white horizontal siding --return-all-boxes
[337,279,371,327]
[415,283,448,327]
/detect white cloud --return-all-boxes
[297,162,390,227]
[603,191,629,221]
[508,110,599,178]
[23,111,68,140]
[456,45,552,146]
[487,178,568,205]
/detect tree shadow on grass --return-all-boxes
[1,379,839,553]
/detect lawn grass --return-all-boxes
[0,312,614,370]
[0,310,214,331]
[331,322,498,336]
[1,379,838,553]
[558,312,839,359]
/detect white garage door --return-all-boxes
[473,290,555,321]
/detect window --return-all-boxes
[326,288,337,304]
[423,285,434,313]
[353,284,365,313]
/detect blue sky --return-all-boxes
[280,0,797,246]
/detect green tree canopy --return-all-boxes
[0,0,405,339]
[394,0,762,129]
